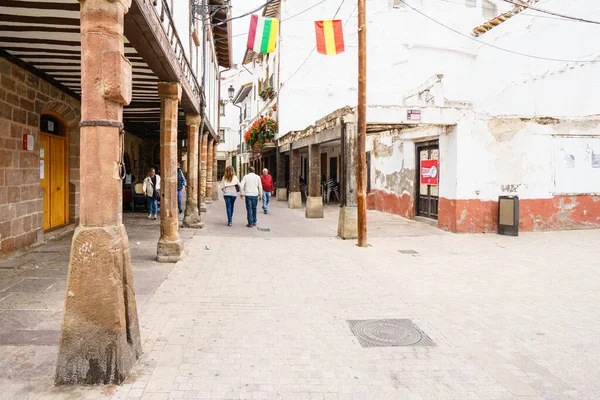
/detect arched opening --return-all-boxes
[40,113,69,230]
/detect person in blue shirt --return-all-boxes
[177,163,187,214]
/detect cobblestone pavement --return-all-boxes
[1,197,600,400]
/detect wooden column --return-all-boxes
[206,136,214,203]
[276,146,287,201]
[338,115,358,239]
[183,114,203,228]
[306,143,323,218]
[199,130,208,212]
[357,0,368,246]
[157,82,183,263]
[288,148,301,209]
[56,0,141,385]
[212,140,219,200]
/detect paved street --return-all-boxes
[1,197,600,399]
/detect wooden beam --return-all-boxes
[125,0,201,114]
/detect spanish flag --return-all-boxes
[247,15,279,54]
[315,20,345,56]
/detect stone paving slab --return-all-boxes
[1,198,600,399]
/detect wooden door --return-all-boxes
[40,133,67,230]
[40,134,51,230]
[50,136,66,228]
[415,141,439,219]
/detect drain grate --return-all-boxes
[257,227,270,232]
[347,319,435,348]
[398,249,419,255]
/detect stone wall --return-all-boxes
[0,57,80,254]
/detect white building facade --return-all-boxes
[276,0,600,233]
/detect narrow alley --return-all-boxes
[1,197,599,400]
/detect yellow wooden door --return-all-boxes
[50,136,66,228]
[40,133,67,230]
[40,134,51,230]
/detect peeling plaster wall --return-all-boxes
[440,114,600,232]
[367,125,452,219]
[278,0,488,134]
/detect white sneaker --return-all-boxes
[147,214,152,219]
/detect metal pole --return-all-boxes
[356,0,367,247]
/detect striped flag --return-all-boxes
[247,15,279,54]
[315,20,345,56]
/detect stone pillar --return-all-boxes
[306,143,324,218]
[212,141,219,200]
[288,148,302,209]
[199,131,208,212]
[206,137,214,203]
[183,114,203,228]
[157,82,183,263]
[276,146,287,201]
[55,0,141,385]
[338,115,358,239]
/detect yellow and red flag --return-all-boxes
[315,20,345,56]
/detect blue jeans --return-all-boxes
[146,196,158,216]
[245,196,258,225]
[177,189,183,213]
[262,191,271,212]
[224,195,236,224]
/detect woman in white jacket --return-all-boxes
[142,168,161,219]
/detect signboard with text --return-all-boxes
[420,159,439,185]
[407,109,421,121]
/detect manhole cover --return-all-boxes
[398,249,419,255]
[257,228,270,232]
[347,319,435,348]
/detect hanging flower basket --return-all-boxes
[244,117,278,151]
[259,86,275,101]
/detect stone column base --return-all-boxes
[305,196,324,218]
[338,206,358,239]
[212,188,219,201]
[157,239,183,263]
[200,200,207,213]
[288,192,302,209]
[276,188,287,201]
[183,213,204,229]
[55,225,141,385]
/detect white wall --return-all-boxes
[452,115,600,201]
[278,0,491,136]
[473,0,600,117]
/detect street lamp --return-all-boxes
[228,85,235,101]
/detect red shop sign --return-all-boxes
[420,159,439,185]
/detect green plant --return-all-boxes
[244,117,278,152]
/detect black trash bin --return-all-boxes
[498,195,519,236]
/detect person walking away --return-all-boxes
[260,168,275,214]
[221,165,240,226]
[239,167,262,227]
[142,168,161,219]
[177,162,187,214]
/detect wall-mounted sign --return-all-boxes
[407,109,421,121]
[40,160,44,179]
[420,159,438,185]
[23,134,34,151]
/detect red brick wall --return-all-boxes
[0,57,80,254]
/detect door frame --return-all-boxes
[40,112,70,231]
[414,139,439,220]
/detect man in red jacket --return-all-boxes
[260,168,275,214]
